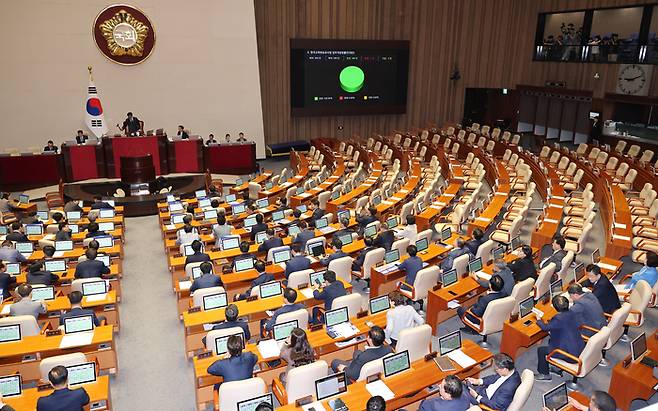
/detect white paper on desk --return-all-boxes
[203,323,215,331]
[612,234,631,241]
[475,272,492,281]
[179,280,192,290]
[84,294,107,303]
[59,332,94,349]
[1,304,10,315]
[597,262,617,271]
[366,380,395,401]
[444,193,455,198]
[543,218,558,224]
[166,224,176,230]
[548,204,562,209]
[390,196,401,201]
[381,201,393,206]
[303,402,327,411]
[446,349,476,368]
[44,234,56,241]
[475,217,490,222]
[300,288,315,299]
[613,222,627,229]
[258,339,281,358]
[447,300,461,309]
[53,251,65,258]
[400,189,409,194]
[430,205,442,210]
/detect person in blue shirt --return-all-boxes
[190,261,223,293]
[36,365,89,411]
[236,260,274,301]
[60,291,103,327]
[203,304,251,345]
[284,243,311,279]
[293,221,315,249]
[320,238,347,266]
[625,251,658,290]
[352,236,376,272]
[207,335,258,390]
[312,270,346,323]
[465,228,486,255]
[257,228,283,255]
[563,390,618,411]
[399,245,424,287]
[263,288,307,332]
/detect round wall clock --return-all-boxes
[93,4,156,65]
[616,64,652,96]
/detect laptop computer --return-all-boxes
[221,237,240,251]
[273,249,291,265]
[66,362,97,386]
[316,218,332,234]
[63,315,95,334]
[259,281,282,299]
[383,350,411,377]
[98,222,115,232]
[435,330,461,371]
[384,249,400,264]
[510,235,521,251]
[243,216,257,230]
[203,209,218,221]
[5,263,20,276]
[338,233,353,246]
[337,210,351,222]
[237,393,274,411]
[232,204,247,215]
[369,295,390,314]
[364,224,377,238]
[310,270,326,286]
[271,210,285,223]
[18,194,29,204]
[225,193,237,203]
[550,279,563,299]
[96,236,113,249]
[195,189,207,199]
[315,372,348,401]
[386,216,398,229]
[198,198,212,209]
[542,382,569,411]
[202,292,228,311]
[325,306,357,339]
[168,202,184,213]
[171,214,185,225]
[15,242,33,256]
[55,240,74,252]
[0,324,21,343]
[0,374,21,398]
[255,231,268,245]
[288,225,301,237]
[256,198,269,210]
[296,204,308,213]
[492,245,505,261]
[308,242,325,257]
[36,211,49,221]
[273,319,298,345]
[97,254,110,267]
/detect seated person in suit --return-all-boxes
[539,235,567,273]
[284,243,311,279]
[398,214,418,243]
[6,222,28,242]
[232,241,256,271]
[263,287,306,332]
[207,335,258,389]
[292,221,315,249]
[418,375,470,411]
[212,214,233,246]
[563,390,617,411]
[464,353,521,411]
[242,191,254,209]
[74,249,111,279]
[399,245,424,288]
[279,327,315,384]
[568,283,606,331]
[275,197,288,212]
[0,391,16,411]
[0,240,27,263]
[356,207,378,231]
[472,259,515,296]
[308,199,325,227]
[352,236,376,272]
[624,251,658,290]
[55,222,72,241]
[177,125,189,139]
[509,245,537,282]
[289,208,303,227]
[206,133,217,146]
[22,211,39,225]
[85,222,107,238]
[9,284,46,319]
[75,129,88,145]
[385,291,425,347]
[535,295,586,381]
[374,224,395,252]
[334,218,355,241]
[90,196,114,210]
[185,240,211,265]
[42,245,56,259]
[237,132,248,142]
[258,228,284,254]
[224,133,231,143]
[0,192,12,213]
[312,270,347,323]
[203,304,251,345]
[236,260,274,301]
[60,291,103,327]
[367,396,386,411]
[43,140,58,153]
[37,365,89,411]
[190,261,222,293]
[64,200,83,212]
[458,274,506,330]
[250,213,268,242]
[465,228,486,255]
[27,262,59,285]
[581,264,620,314]
[0,262,17,300]
[320,238,347,266]
[331,326,394,382]
[176,224,200,246]
[440,238,473,271]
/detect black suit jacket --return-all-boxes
[583,275,621,314]
[75,135,88,144]
[0,272,16,299]
[250,223,269,241]
[345,345,394,381]
[74,259,110,279]
[258,236,283,254]
[60,307,101,326]
[509,256,537,282]
[6,232,29,242]
[27,270,59,286]
[374,230,395,251]
[470,291,505,318]
[36,387,89,411]
[43,145,58,153]
[178,130,190,139]
[185,252,211,266]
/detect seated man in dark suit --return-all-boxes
[263,288,307,332]
[458,274,505,331]
[236,260,274,301]
[465,228,486,255]
[37,365,90,411]
[43,140,58,153]
[535,295,586,381]
[581,264,621,314]
[0,262,17,300]
[249,213,268,241]
[232,241,256,270]
[257,228,283,255]
[539,236,567,273]
[440,238,473,271]
[331,326,393,382]
[334,217,355,241]
[74,249,111,279]
[6,222,28,242]
[26,262,59,285]
[352,237,376,272]
[177,125,190,139]
[312,270,346,323]
[85,222,107,238]
[566,390,617,411]
[0,240,27,263]
[568,283,606,331]
[60,291,103,327]
[373,224,395,252]
[90,196,114,210]
[367,396,386,411]
[190,261,223,293]
[418,375,470,411]
[55,222,72,241]
[509,245,537,282]
[203,304,251,345]
[75,129,88,145]
[464,353,521,411]
[292,221,315,249]
[284,243,311,279]
[356,207,378,231]
[320,238,347,266]
[185,240,211,265]
[308,199,325,227]
[399,245,424,287]
[289,208,303,227]
[207,335,258,389]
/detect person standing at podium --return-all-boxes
[119,112,142,136]
[75,130,88,145]
[177,125,189,139]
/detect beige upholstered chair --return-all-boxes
[287,269,315,289]
[205,326,246,352]
[397,266,440,309]
[328,256,353,284]
[547,326,610,389]
[395,324,431,362]
[192,286,226,309]
[510,278,535,315]
[534,263,556,299]
[272,360,328,404]
[217,377,266,411]
[462,296,515,346]
[39,353,88,382]
[0,315,41,337]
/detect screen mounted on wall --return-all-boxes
[290,39,409,116]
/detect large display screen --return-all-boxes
[290,39,409,116]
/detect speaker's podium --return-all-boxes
[120,155,156,195]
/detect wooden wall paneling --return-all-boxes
[547,97,563,139]
[560,100,578,142]
[535,96,550,136]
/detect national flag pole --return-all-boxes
[85,66,109,138]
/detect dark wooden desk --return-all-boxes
[205,142,257,174]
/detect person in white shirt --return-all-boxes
[385,291,424,347]
[176,224,200,246]
[398,214,418,243]
[212,214,233,246]
[464,353,521,411]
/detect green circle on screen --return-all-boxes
[339,66,365,93]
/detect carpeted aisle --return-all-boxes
[110,215,196,411]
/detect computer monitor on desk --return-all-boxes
[492,245,505,261]
[237,394,274,411]
[221,237,240,251]
[235,257,255,272]
[416,237,429,253]
[66,362,97,386]
[364,224,377,238]
[383,350,411,378]
[632,332,648,362]
[259,281,282,299]
[63,315,94,334]
[202,292,228,311]
[467,257,482,274]
[273,320,298,341]
[438,330,461,355]
[592,248,601,264]
[310,270,325,286]
[441,269,458,288]
[510,235,521,251]
[273,249,291,264]
[0,324,21,343]
[315,372,347,401]
[542,382,569,411]
[214,332,244,355]
[0,375,21,398]
[440,227,452,242]
[369,295,390,314]
[31,286,55,301]
[384,249,399,264]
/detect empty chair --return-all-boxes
[605,156,618,170]
[539,146,551,159]
[395,324,431,362]
[619,168,638,191]
[328,256,353,284]
[510,278,535,315]
[624,280,652,331]
[534,263,556,299]
[614,140,627,154]
[587,147,600,162]
[511,134,521,145]
[598,303,631,366]
[272,360,328,405]
[595,151,608,165]
[547,326,610,389]
[502,131,511,141]
[575,143,588,157]
[627,144,641,159]
[640,150,655,164]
